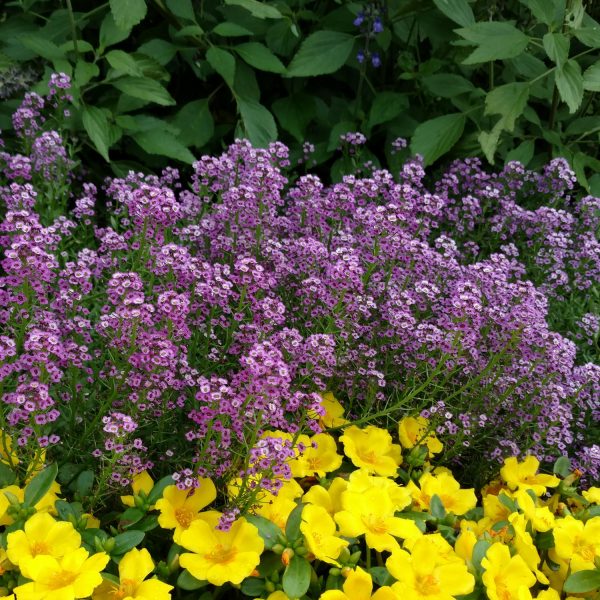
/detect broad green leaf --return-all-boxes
[116,115,179,135]
[410,113,466,166]
[0,463,16,487]
[583,60,600,91]
[422,74,476,98]
[132,129,196,163]
[506,140,534,166]
[430,494,447,519]
[367,92,409,129]
[213,22,254,37]
[166,0,196,21]
[369,567,394,587]
[285,503,303,542]
[472,540,492,569]
[237,97,278,147]
[137,40,178,65]
[555,59,584,113]
[282,555,311,599]
[234,59,260,101]
[479,124,502,165]
[74,61,99,87]
[574,27,600,48]
[553,456,571,477]
[81,106,111,162]
[519,0,559,26]
[177,570,208,591]
[118,507,144,528]
[19,35,65,61]
[112,76,175,106]
[59,40,95,54]
[75,470,94,496]
[234,42,286,73]
[287,31,354,77]
[564,570,600,593]
[24,464,58,508]
[110,0,147,30]
[543,33,569,67]
[241,578,266,596]
[457,22,530,64]
[105,50,144,76]
[112,530,145,555]
[565,116,600,136]
[206,47,236,88]
[170,99,214,148]
[485,82,530,131]
[99,13,131,51]
[272,93,316,141]
[589,173,600,196]
[432,0,475,27]
[245,514,283,549]
[224,0,283,19]
[174,25,205,39]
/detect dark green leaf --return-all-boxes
[555,59,584,113]
[55,500,83,522]
[0,463,16,487]
[177,570,208,591]
[589,173,600,196]
[285,502,304,542]
[457,22,529,64]
[505,140,534,165]
[116,115,179,135]
[241,577,266,596]
[224,0,283,20]
[166,0,196,21]
[206,47,236,87]
[410,113,465,166]
[535,530,555,550]
[565,116,600,136]
[564,570,600,593]
[137,40,177,65]
[19,35,65,61]
[282,555,312,599]
[369,566,394,587]
[519,0,559,26]
[429,494,447,519]
[24,463,58,508]
[287,31,354,77]
[105,50,144,76]
[432,0,475,27]
[553,456,571,477]
[245,514,283,549]
[237,97,277,147]
[74,61,100,87]
[485,82,530,131]
[110,0,147,30]
[327,120,357,151]
[213,22,254,37]
[75,471,94,497]
[174,25,205,39]
[367,92,409,129]
[272,93,316,141]
[99,13,131,51]
[118,507,144,528]
[422,74,476,98]
[112,530,145,555]
[574,27,600,48]
[543,33,569,67]
[112,76,175,106]
[234,42,286,73]
[171,99,214,148]
[583,60,600,91]
[131,130,196,163]
[472,540,492,569]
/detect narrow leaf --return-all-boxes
[112,530,145,555]
[24,464,58,508]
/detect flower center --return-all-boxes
[357,448,377,465]
[365,514,389,534]
[114,578,138,598]
[307,457,321,470]
[31,541,49,556]
[574,539,595,562]
[416,573,440,595]
[48,570,77,590]
[207,543,236,564]
[175,507,195,529]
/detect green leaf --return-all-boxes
[24,464,58,508]
[555,59,584,113]
[369,566,394,587]
[245,515,283,550]
[472,540,492,569]
[282,555,312,599]
[589,173,600,196]
[506,139,534,166]
[367,92,409,129]
[234,42,286,73]
[574,27,600,48]
[285,502,304,542]
[112,76,175,106]
[110,0,147,30]
[565,116,600,136]
[543,33,569,67]
[177,570,208,591]
[564,570,600,593]
[171,99,214,148]
[82,106,111,162]
[132,130,196,163]
[75,470,94,497]
[553,456,571,477]
[432,0,475,27]
[213,22,254,37]
[0,463,16,487]
[206,47,236,88]
[112,530,145,555]
[422,74,476,98]
[99,13,131,51]
[456,22,530,64]
[485,82,530,131]
[519,0,559,26]
[237,97,277,147]
[241,577,266,596]
[535,530,555,550]
[174,25,205,39]
[105,50,144,76]
[55,500,83,522]
[118,507,144,528]
[19,35,65,61]
[137,39,177,65]
[224,0,283,20]
[116,115,178,135]
[271,93,316,141]
[583,60,600,91]
[410,113,465,166]
[74,61,99,88]
[287,31,354,77]
[166,0,196,21]
[430,494,447,519]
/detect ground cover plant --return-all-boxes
[0,73,599,598]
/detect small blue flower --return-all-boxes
[357,49,365,64]
[373,17,384,34]
[371,52,381,68]
[353,12,365,27]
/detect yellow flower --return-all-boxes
[386,536,475,600]
[253,494,297,531]
[0,431,18,468]
[454,530,477,562]
[482,492,514,524]
[582,487,600,504]
[92,547,172,600]
[346,470,412,511]
[6,512,81,578]
[228,475,303,504]
[120,470,154,508]
[303,478,347,517]
[310,392,349,429]
[500,457,560,496]
[398,417,443,456]
[340,426,401,477]
[179,512,264,586]
[0,483,61,526]
[155,478,216,543]
[335,487,422,552]
[553,515,600,572]
[508,513,549,584]
[514,490,555,532]
[83,513,101,529]
[408,472,476,516]
[292,434,343,478]
[320,566,399,599]
[13,548,109,600]
[300,504,348,566]
[481,543,536,600]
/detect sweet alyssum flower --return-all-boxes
[500,457,560,496]
[6,512,81,578]
[155,477,216,543]
[179,511,264,586]
[300,504,348,566]
[340,426,402,477]
[13,548,109,600]
[92,547,172,600]
[408,471,476,515]
[386,535,475,600]
[481,543,536,600]
[319,566,398,600]
[398,416,443,455]
[553,515,600,572]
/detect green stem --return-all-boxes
[65,0,80,61]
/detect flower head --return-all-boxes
[340,426,401,477]
[398,417,443,456]
[320,566,398,599]
[301,504,348,566]
[408,471,476,516]
[500,457,560,496]
[481,543,536,600]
